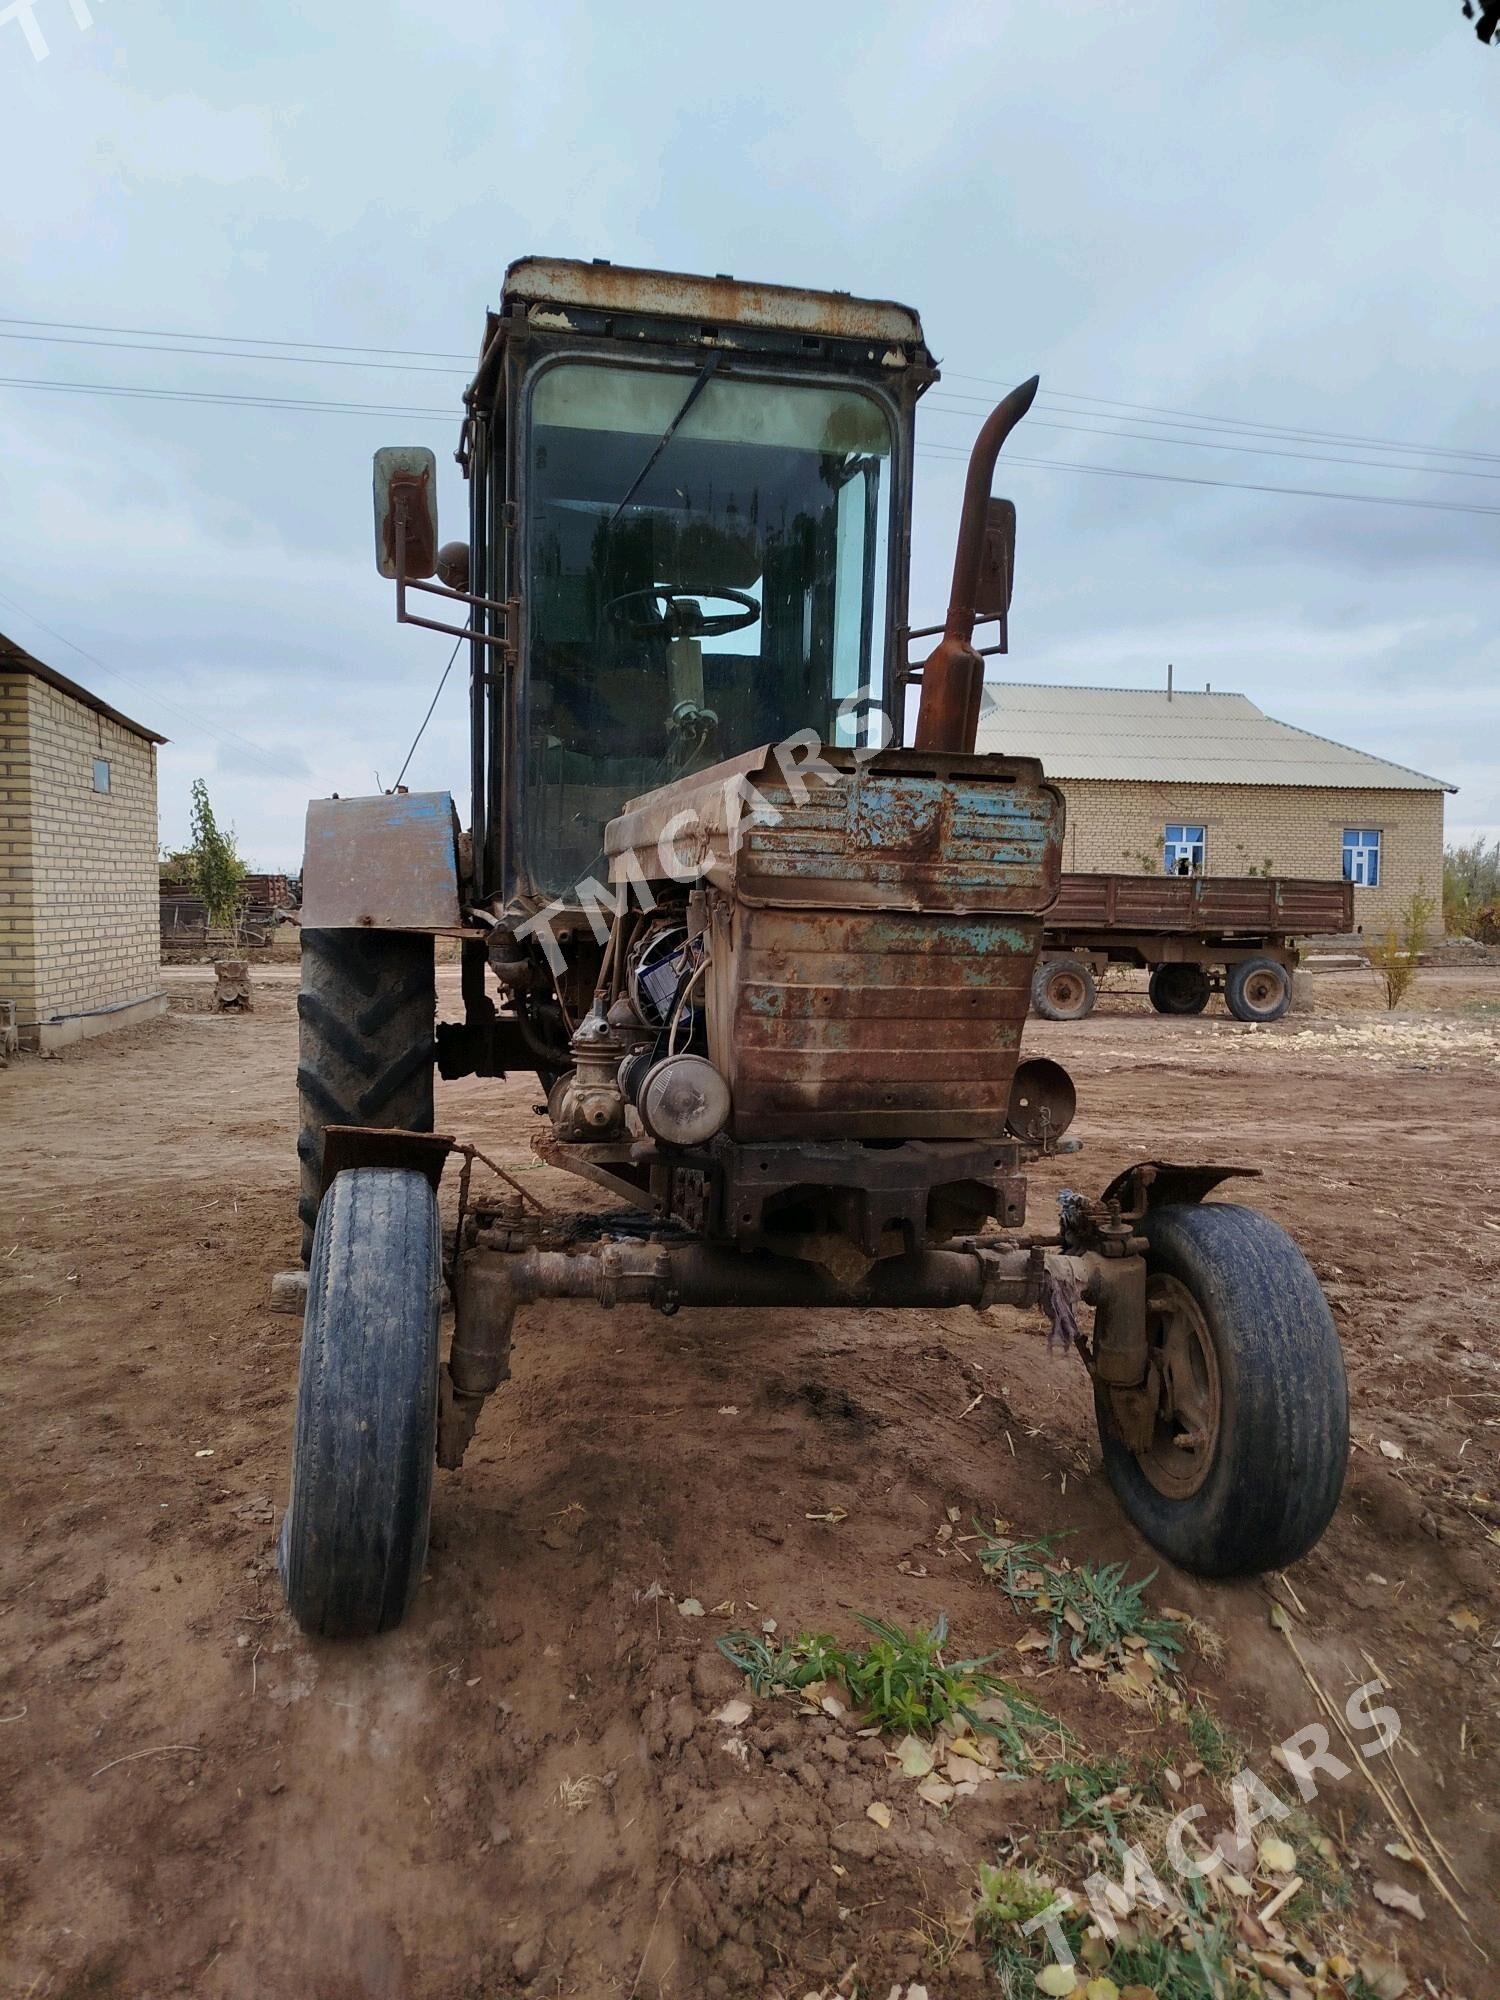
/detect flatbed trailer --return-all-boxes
[1032,872,1355,1022]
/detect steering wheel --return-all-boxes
[605,583,760,640]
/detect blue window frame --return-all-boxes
[1342,827,1381,888]
[1164,823,1205,875]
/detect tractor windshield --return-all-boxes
[523,359,894,893]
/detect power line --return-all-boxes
[941,370,1500,467]
[914,443,1500,515]
[0,373,453,421]
[0,327,469,376]
[6,311,1495,468]
[0,584,292,779]
[0,313,473,364]
[4,343,1499,520]
[924,397,1500,483]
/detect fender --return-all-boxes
[301,791,464,933]
[1100,1159,1260,1217]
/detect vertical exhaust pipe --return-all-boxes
[914,374,1040,755]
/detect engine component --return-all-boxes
[548,1011,630,1140]
[629,925,692,1027]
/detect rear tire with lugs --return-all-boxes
[1094,1201,1348,1576]
[279,1167,441,1639]
[296,928,436,1263]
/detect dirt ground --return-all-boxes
[2,963,1498,2000]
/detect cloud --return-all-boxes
[0,0,1494,864]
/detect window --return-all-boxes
[525,360,894,893]
[1342,827,1381,888]
[1164,823,1205,875]
[92,758,111,794]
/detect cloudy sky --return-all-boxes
[1,0,1494,871]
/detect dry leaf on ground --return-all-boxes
[1372,1879,1426,1920]
[894,1735,935,1780]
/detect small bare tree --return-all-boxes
[1366,885,1438,1010]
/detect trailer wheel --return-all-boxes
[297,928,436,1262]
[1094,1202,1347,1576]
[1032,956,1098,1022]
[279,1167,441,1638]
[1147,963,1211,1015]
[1225,956,1291,1023]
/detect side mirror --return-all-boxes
[975,497,1016,620]
[374,446,438,580]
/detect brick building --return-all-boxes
[975,685,1453,936]
[0,634,166,1050]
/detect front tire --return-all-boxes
[280,1168,441,1638]
[297,928,436,1262]
[1094,1202,1348,1576]
[1225,956,1291,1023]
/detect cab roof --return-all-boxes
[498,256,928,351]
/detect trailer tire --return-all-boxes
[1147,963,1211,1015]
[1225,956,1291,1023]
[1094,1202,1347,1576]
[1032,955,1098,1022]
[279,1167,441,1638]
[297,928,436,1263]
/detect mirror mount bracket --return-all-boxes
[393,498,517,659]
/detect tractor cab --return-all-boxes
[383,259,938,904]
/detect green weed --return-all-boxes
[1044,1752,1133,1827]
[977,1531,1184,1670]
[717,1613,1060,1754]
[1106,1924,1261,1999]
[1186,1700,1237,1777]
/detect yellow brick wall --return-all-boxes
[0,674,161,1033]
[0,673,37,1025]
[1053,778,1445,936]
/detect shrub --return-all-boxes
[1366,885,1437,1009]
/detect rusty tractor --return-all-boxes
[281,259,1348,1637]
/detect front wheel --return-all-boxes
[280,1167,441,1638]
[1094,1202,1348,1576]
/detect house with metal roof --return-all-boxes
[974,684,1454,935]
[0,632,167,1051]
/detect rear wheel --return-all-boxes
[1093,1202,1348,1575]
[1225,955,1291,1023]
[297,928,436,1262]
[1148,963,1211,1015]
[279,1167,441,1638]
[1032,955,1098,1022]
